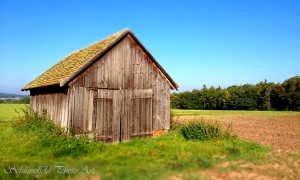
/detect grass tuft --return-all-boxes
[180,120,235,141]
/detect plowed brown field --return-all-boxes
[176,113,300,154]
[172,111,300,179]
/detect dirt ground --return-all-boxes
[176,114,300,154]
[172,113,300,179]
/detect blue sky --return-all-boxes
[0,0,299,95]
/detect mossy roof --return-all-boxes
[22,29,178,91]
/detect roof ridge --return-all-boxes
[61,28,131,61]
[70,28,131,55]
[59,28,131,86]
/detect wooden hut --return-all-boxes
[22,29,178,143]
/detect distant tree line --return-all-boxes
[0,98,30,104]
[171,76,300,111]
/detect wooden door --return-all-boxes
[94,89,153,143]
[127,89,153,140]
[95,90,120,142]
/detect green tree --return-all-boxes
[282,76,300,111]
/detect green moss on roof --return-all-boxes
[22,29,129,90]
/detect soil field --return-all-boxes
[174,111,300,154]
[172,110,300,179]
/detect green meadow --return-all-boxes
[0,104,296,179]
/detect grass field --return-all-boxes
[0,104,299,179]
[0,104,28,121]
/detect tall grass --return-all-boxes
[180,120,235,141]
[12,107,103,158]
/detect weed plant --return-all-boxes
[180,120,235,141]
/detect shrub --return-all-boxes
[180,120,235,141]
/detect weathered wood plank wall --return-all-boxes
[30,87,68,127]
[68,87,95,133]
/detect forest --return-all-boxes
[171,76,300,111]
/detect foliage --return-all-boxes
[171,76,300,111]
[0,98,29,104]
[180,120,234,141]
